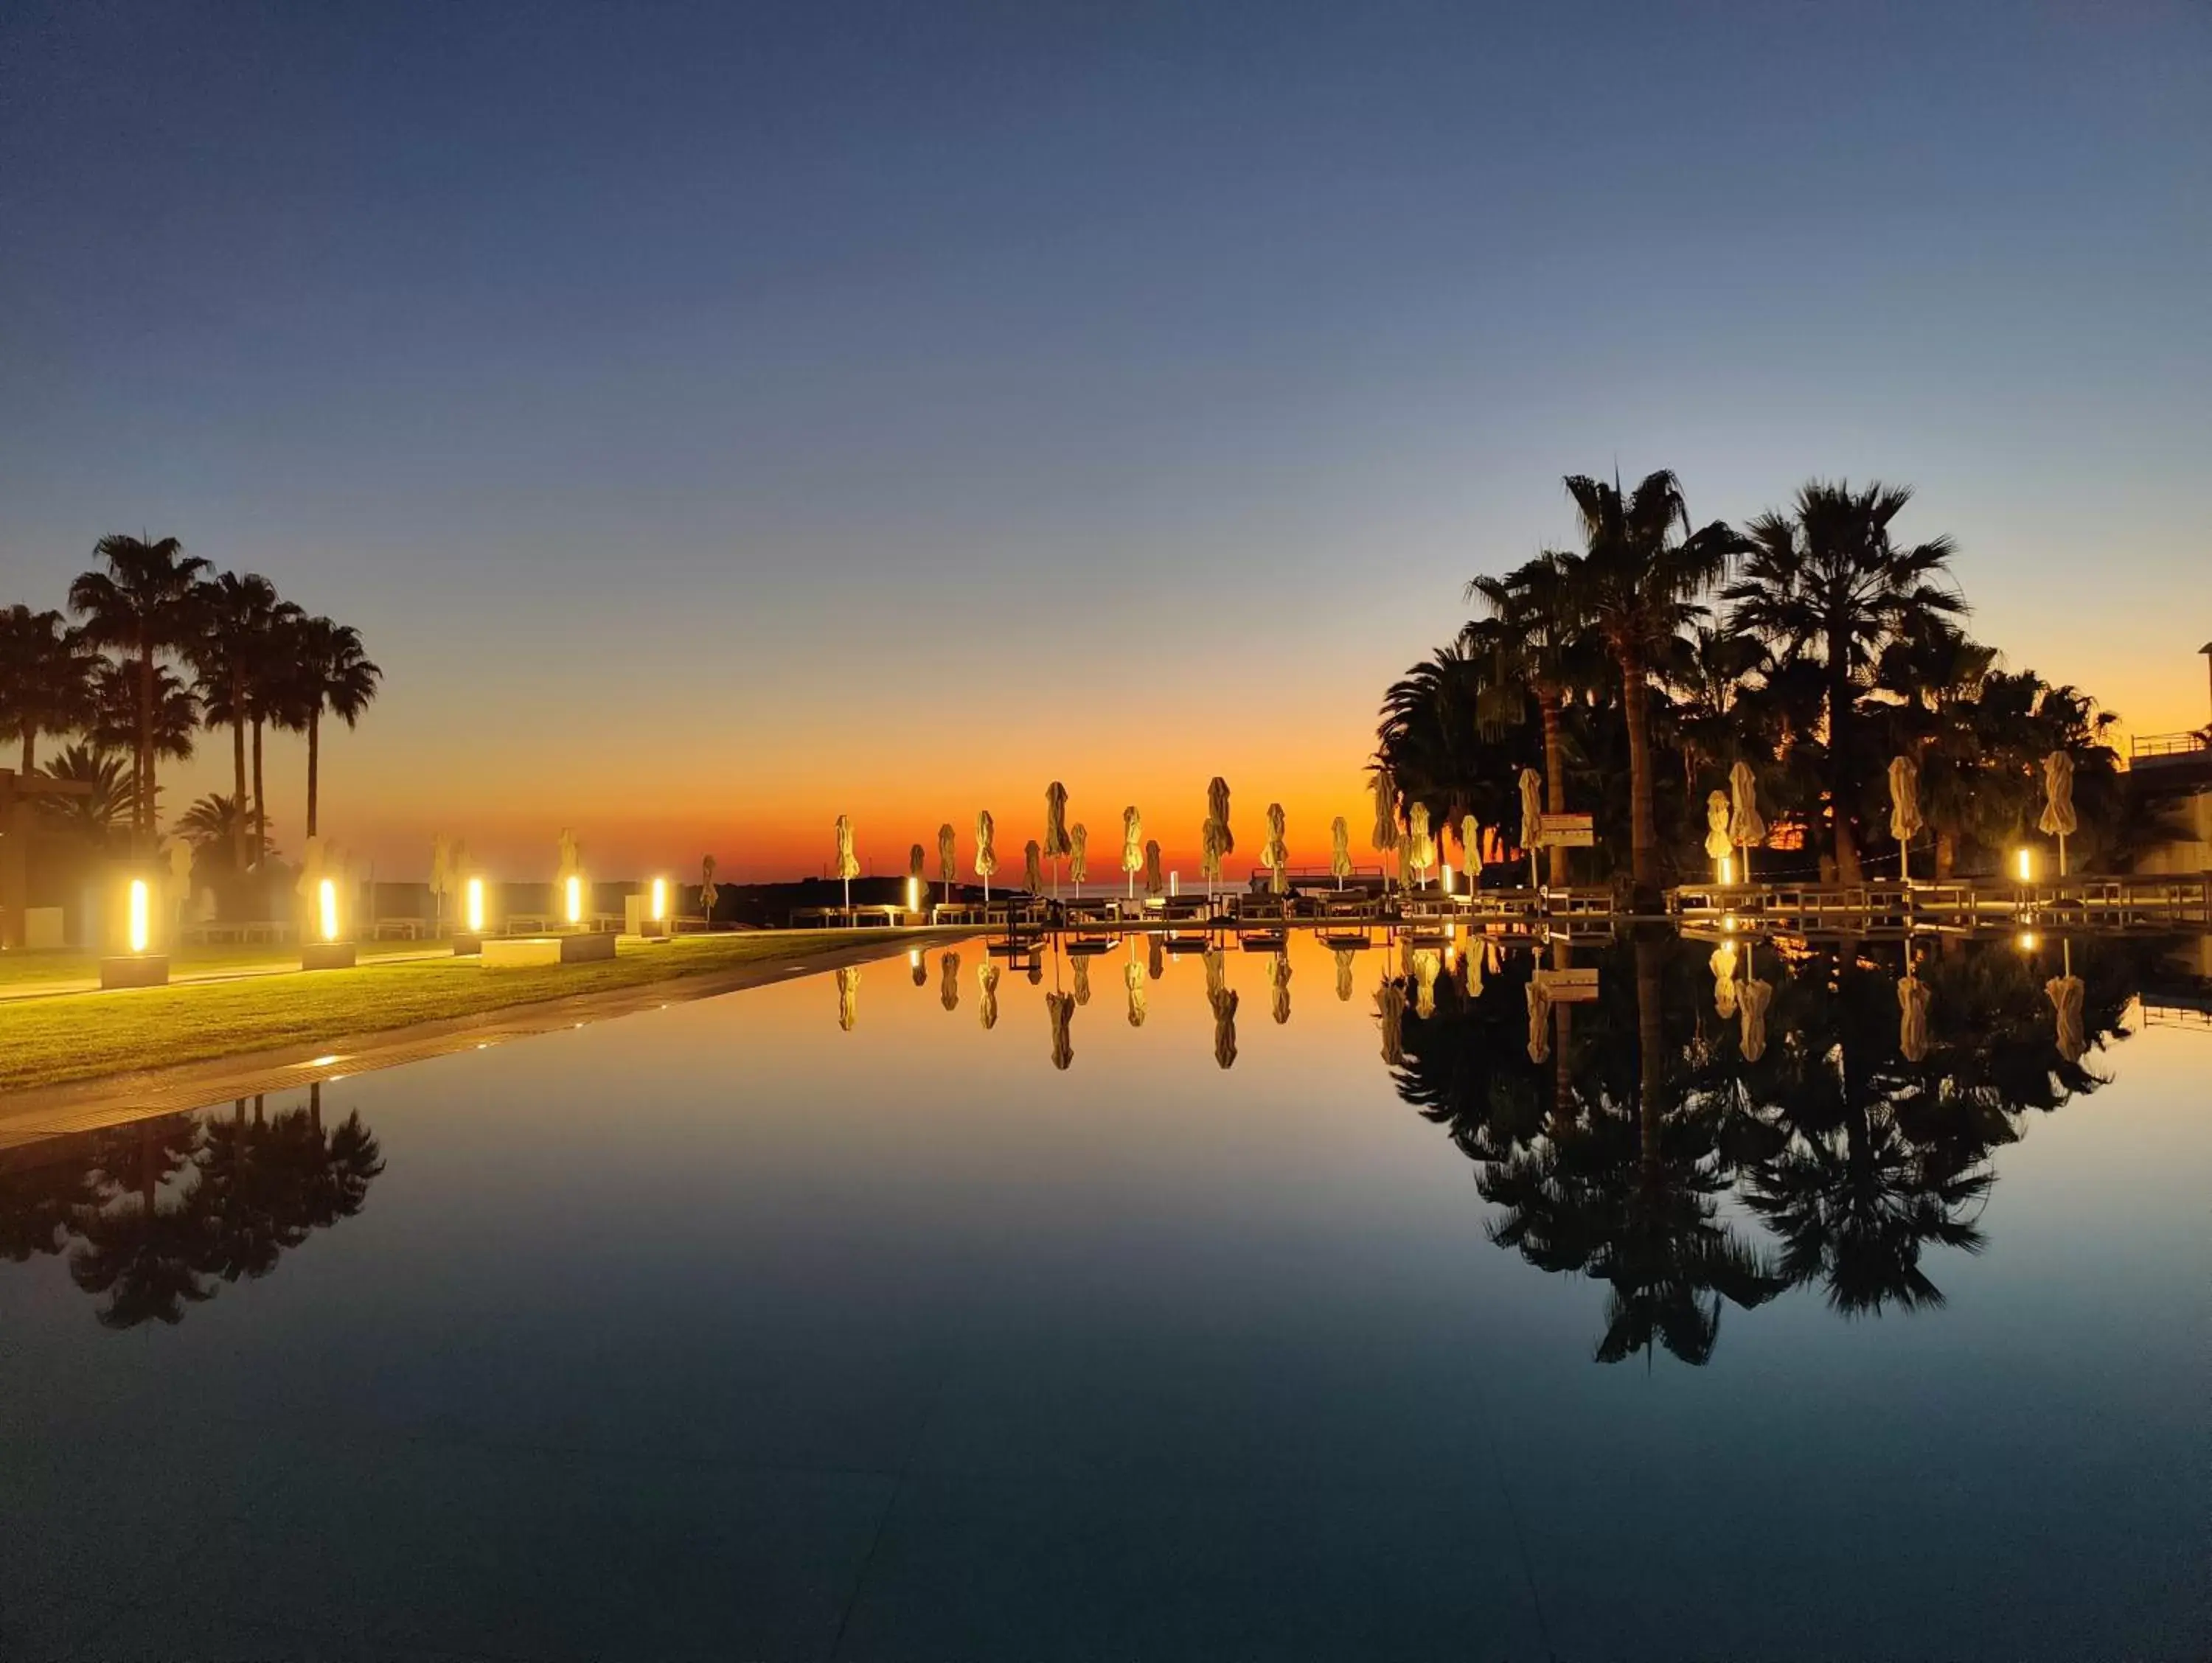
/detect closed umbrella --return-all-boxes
[1211,987,1239,1070]
[1704,791,1733,862]
[1047,990,1075,1070]
[937,823,957,905]
[1333,945,1356,1001]
[1201,817,1226,904]
[939,949,961,1012]
[1518,768,1544,889]
[1208,778,1234,858]
[836,964,860,1032]
[1330,817,1352,890]
[2045,971,2086,1062]
[1121,806,1143,901]
[1070,823,1089,887]
[1888,756,1923,882]
[698,854,720,922]
[1459,814,1479,894]
[977,961,1000,1030]
[975,809,998,904]
[1044,781,1071,893]
[1377,982,1408,1067]
[1144,838,1164,899]
[1710,940,1739,1019]
[1407,803,1435,890]
[1464,938,1484,1000]
[1369,769,1400,891]
[2038,750,2078,876]
[834,815,858,917]
[1728,760,1765,884]
[1072,955,1092,1006]
[1268,951,1292,1025]
[1525,975,1551,1064]
[1264,803,1288,896]
[1738,975,1773,1063]
[1024,838,1042,896]
[1124,956,1147,1028]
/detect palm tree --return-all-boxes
[35,744,133,848]
[282,616,380,839]
[88,660,195,823]
[0,605,96,775]
[177,792,272,872]
[67,534,209,845]
[1555,472,1743,893]
[1467,551,1597,885]
[1724,482,1961,882]
[188,573,297,871]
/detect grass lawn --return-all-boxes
[0,931,893,1093]
[0,938,435,989]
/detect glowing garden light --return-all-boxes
[319,878,339,943]
[650,876,668,921]
[1719,853,1736,885]
[2015,848,2034,882]
[906,875,920,913]
[127,879,150,955]
[465,876,485,933]
[565,874,582,927]
[2017,930,2039,952]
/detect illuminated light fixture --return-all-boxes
[127,879,150,954]
[1170,871,1180,898]
[1722,913,1738,934]
[565,874,582,927]
[908,948,922,968]
[1441,859,1453,893]
[1444,944,1458,970]
[2015,848,2034,883]
[906,875,920,913]
[465,876,485,933]
[319,877,340,943]
[1719,854,1736,885]
[2016,930,2039,952]
[650,877,667,921]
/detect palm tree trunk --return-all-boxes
[251,718,265,871]
[1828,644,1861,883]
[1635,939,1663,1179]
[305,710,320,838]
[136,635,154,845]
[1539,685,1569,888]
[231,702,248,872]
[1619,646,1658,894]
[19,731,32,775]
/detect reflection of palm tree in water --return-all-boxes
[1391,930,2142,1364]
[6,1087,383,1330]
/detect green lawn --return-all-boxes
[0,938,435,989]
[0,931,894,1093]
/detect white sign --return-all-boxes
[1536,813,1595,848]
[1535,966,1601,1002]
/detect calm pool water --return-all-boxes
[3,930,2205,1661]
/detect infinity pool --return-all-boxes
[3,931,2205,1661]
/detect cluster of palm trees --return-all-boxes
[0,534,380,874]
[1382,473,2122,895]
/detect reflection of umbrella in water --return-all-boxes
[1203,946,1225,1002]
[911,952,928,989]
[1046,991,1075,1070]
[1897,969,1931,1063]
[1525,975,1551,1064]
[2045,972,2086,1061]
[1377,982,1407,1067]
[1333,946,1355,1001]
[1147,934,1164,980]
[1738,976,1773,1062]
[1268,952,1292,1025]
[1211,987,1239,1070]
[939,950,961,1011]
[1330,817,1352,889]
[1027,954,1043,986]
[836,964,860,1032]
[1710,940,1739,1019]
[1464,938,1484,1000]
[1411,949,1441,1018]
[977,961,1000,1029]
[1124,957,1147,1027]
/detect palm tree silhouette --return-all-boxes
[0,604,97,775]
[187,572,299,871]
[68,534,209,846]
[281,616,381,839]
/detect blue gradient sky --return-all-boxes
[2,1,2206,876]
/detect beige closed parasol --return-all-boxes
[1407,803,1435,890]
[975,810,998,904]
[1124,955,1147,1027]
[1705,791,1733,861]
[1070,823,1089,886]
[1898,969,1931,1063]
[937,823,957,904]
[1047,990,1075,1071]
[1044,781,1071,893]
[1144,838,1164,898]
[1024,838,1042,896]
[977,961,1000,1030]
[1211,986,1239,1070]
[1201,817,1227,902]
[1121,806,1144,900]
[1264,803,1287,896]
[939,949,961,1012]
[1729,760,1765,882]
[1268,951,1292,1025]
[1518,769,1543,888]
[1330,817,1352,888]
[834,815,858,918]
[2039,750,2078,875]
[1370,768,1400,885]
[1208,778,1234,856]
[1888,756,1923,882]
[1525,975,1551,1064]
[1334,945,1355,1001]
[1738,975,1773,1063]
[1377,981,1408,1067]
[2045,971,2086,1061]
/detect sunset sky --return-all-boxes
[3,1,2206,879]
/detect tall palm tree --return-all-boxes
[88,661,195,825]
[67,534,209,846]
[1555,472,1742,893]
[0,605,97,775]
[1724,481,1961,882]
[281,616,380,839]
[1467,551,1596,885]
[187,573,297,871]
[35,744,133,848]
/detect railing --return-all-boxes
[2130,730,2209,761]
